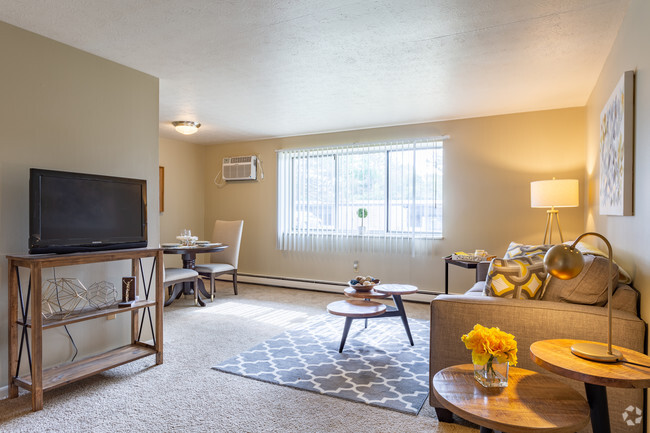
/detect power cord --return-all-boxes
[213,169,226,188]
[52,267,79,362]
[620,360,650,368]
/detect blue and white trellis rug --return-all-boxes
[213,315,430,414]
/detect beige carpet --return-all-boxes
[0,283,477,432]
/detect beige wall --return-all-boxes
[0,22,159,388]
[159,137,206,267]
[586,0,650,338]
[203,108,586,294]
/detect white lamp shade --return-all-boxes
[531,179,579,208]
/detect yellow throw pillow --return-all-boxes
[484,255,548,300]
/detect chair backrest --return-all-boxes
[210,219,244,268]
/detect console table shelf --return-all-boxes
[19,299,157,329]
[14,343,157,392]
[7,247,164,411]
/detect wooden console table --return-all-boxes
[7,248,164,411]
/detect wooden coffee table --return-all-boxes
[328,284,418,352]
[530,339,650,433]
[327,300,387,352]
[433,364,590,433]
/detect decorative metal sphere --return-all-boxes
[544,244,584,280]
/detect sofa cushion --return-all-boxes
[504,242,552,259]
[483,255,547,299]
[611,285,639,316]
[541,255,618,306]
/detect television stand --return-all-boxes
[6,248,164,411]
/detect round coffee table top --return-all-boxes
[344,287,390,299]
[433,364,590,433]
[327,300,387,318]
[530,339,650,388]
[374,284,418,295]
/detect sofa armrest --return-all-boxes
[429,295,646,432]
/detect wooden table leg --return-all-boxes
[164,283,185,306]
[339,317,353,353]
[445,261,449,294]
[8,262,19,399]
[194,280,206,307]
[393,295,414,346]
[30,264,43,411]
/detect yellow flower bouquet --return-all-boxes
[461,324,518,387]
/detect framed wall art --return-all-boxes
[599,70,634,216]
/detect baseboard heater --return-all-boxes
[216,273,439,303]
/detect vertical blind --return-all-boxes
[277,137,445,255]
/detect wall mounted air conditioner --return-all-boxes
[223,155,257,181]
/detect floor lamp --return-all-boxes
[543,233,621,362]
[530,179,579,244]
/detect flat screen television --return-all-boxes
[29,168,148,254]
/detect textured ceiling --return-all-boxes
[0,0,629,144]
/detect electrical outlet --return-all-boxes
[353,260,358,271]
[107,314,116,320]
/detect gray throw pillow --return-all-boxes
[541,255,618,306]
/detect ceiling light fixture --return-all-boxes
[172,121,201,135]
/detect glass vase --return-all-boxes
[474,357,509,388]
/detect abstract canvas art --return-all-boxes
[600,70,634,216]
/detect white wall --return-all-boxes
[0,22,159,388]
[202,108,586,295]
[159,137,206,267]
[585,0,650,337]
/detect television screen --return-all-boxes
[30,169,148,254]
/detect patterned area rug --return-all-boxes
[213,315,430,414]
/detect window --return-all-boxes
[277,138,444,254]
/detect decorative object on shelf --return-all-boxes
[356,207,368,235]
[86,281,118,309]
[42,278,89,319]
[118,276,137,308]
[461,324,517,388]
[544,232,622,362]
[600,70,634,216]
[172,120,201,135]
[530,178,579,244]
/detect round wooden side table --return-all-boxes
[326,299,387,317]
[531,339,650,433]
[432,364,590,433]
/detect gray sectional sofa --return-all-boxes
[429,258,647,433]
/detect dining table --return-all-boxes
[163,243,228,307]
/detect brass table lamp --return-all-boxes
[543,232,622,362]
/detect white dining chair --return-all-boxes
[195,219,243,299]
[163,266,199,306]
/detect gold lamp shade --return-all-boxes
[543,244,585,280]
